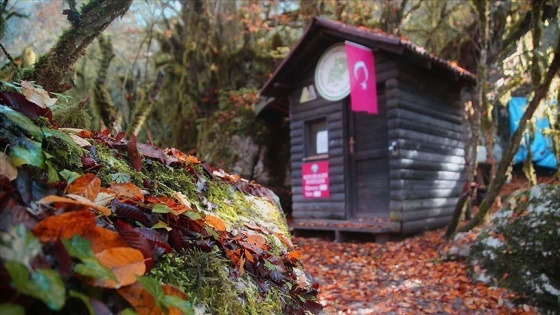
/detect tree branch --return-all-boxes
[457,30,560,233]
[29,0,133,92]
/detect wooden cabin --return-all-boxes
[257,17,476,241]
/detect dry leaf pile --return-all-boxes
[296,229,539,314]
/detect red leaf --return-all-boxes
[111,199,152,226]
[138,143,166,163]
[127,134,142,171]
[0,91,56,125]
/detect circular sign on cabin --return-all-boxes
[314,43,350,101]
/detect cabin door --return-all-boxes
[347,89,390,218]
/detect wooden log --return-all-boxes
[387,118,463,141]
[399,207,455,222]
[293,201,346,218]
[388,129,463,148]
[292,104,344,121]
[396,140,465,156]
[396,149,465,164]
[397,85,461,113]
[292,193,346,202]
[389,169,463,181]
[387,108,462,133]
[390,159,464,174]
[390,198,459,212]
[391,179,464,190]
[395,93,462,124]
[390,188,462,201]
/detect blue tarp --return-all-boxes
[508,96,557,169]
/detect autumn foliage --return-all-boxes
[0,82,320,314]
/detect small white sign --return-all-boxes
[316,130,328,154]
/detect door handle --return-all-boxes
[349,137,355,155]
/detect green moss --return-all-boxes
[143,161,199,199]
[94,144,145,187]
[52,102,92,129]
[42,134,85,172]
[150,250,288,315]
[150,249,243,315]
[206,181,241,224]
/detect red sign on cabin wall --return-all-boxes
[302,161,330,198]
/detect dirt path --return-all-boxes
[295,229,539,314]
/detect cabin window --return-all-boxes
[306,118,328,156]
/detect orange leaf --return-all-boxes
[37,195,111,215]
[107,182,144,202]
[118,282,162,315]
[91,247,146,288]
[244,249,254,263]
[287,250,302,262]
[32,210,96,242]
[83,226,129,253]
[205,215,226,232]
[245,234,267,249]
[67,173,101,201]
[274,232,292,248]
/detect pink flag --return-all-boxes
[345,41,378,114]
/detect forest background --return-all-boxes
[2,0,560,223]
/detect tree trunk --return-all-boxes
[29,0,133,92]
[457,34,560,233]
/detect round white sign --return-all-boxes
[314,43,350,101]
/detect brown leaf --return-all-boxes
[91,247,146,288]
[67,173,101,201]
[37,194,111,215]
[245,234,267,249]
[0,152,18,181]
[21,80,57,108]
[32,210,96,242]
[107,182,144,202]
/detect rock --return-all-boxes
[468,184,560,314]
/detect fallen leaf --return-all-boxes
[117,282,162,315]
[108,182,144,202]
[37,194,111,215]
[67,173,101,201]
[32,210,96,242]
[91,247,146,288]
[205,215,226,232]
[21,81,57,108]
[127,134,142,171]
[83,226,129,253]
[0,151,18,181]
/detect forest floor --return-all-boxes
[295,176,552,314]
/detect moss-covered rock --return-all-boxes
[0,90,321,314]
[468,184,560,314]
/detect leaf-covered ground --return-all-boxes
[295,228,540,314]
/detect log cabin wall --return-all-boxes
[388,63,466,234]
[289,65,348,220]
